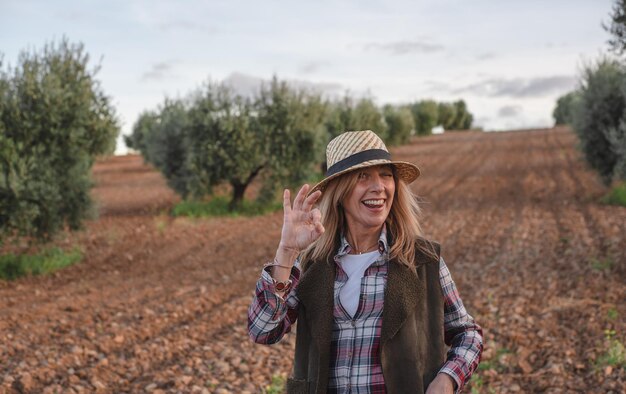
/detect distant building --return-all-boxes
[432,125,444,134]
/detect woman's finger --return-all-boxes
[282,189,292,216]
[292,184,309,211]
[311,208,321,223]
[314,222,325,236]
[302,189,322,212]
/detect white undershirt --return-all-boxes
[339,251,379,318]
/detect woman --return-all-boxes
[248,130,483,393]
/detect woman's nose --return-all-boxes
[370,175,385,191]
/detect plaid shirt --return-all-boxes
[248,231,483,393]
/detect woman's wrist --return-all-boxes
[277,242,300,255]
[271,244,299,282]
[276,243,300,264]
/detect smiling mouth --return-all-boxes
[362,199,385,208]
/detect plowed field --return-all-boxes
[1,126,624,393]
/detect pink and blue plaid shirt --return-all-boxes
[248,231,483,393]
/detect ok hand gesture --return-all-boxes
[278,184,325,254]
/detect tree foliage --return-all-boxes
[129,79,477,210]
[186,83,263,208]
[324,96,387,141]
[128,100,193,197]
[0,39,119,240]
[437,102,457,130]
[410,100,439,135]
[409,99,473,134]
[604,0,626,55]
[129,78,327,210]
[383,105,414,145]
[452,100,473,130]
[572,58,626,185]
[254,79,327,203]
[553,91,581,125]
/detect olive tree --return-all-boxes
[383,105,414,145]
[410,100,439,135]
[185,83,264,209]
[324,96,387,139]
[0,39,119,240]
[452,100,473,130]
[151,78,327,210]
[437,102,457,130]
[553,91,581,125]
[127,100,193,197]
[572,57,626,184]
[604,0,626,55]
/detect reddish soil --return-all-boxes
[1,126,624,393]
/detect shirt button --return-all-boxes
[350,320,356,327]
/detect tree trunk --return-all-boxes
[229,182,247,211]
[228,165,264,211]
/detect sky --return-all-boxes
[0,0,616,154]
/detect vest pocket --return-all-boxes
[285,377,309,394]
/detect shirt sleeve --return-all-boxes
[437,256,484,393]
[247,262,301,345]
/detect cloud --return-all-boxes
[222,72,264,97]
[298,61,330,75]
[475,52,496,61]
[472,116,491,129]
[141,61,176,82]
[497,105,523,117]
[453,75,576,98]
[158,20,216,34]
[422,80,451,92]
[223,72,343,98]
[364,40,444,55]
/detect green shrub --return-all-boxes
[0,247,82,280]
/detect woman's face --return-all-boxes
[342,165,396,235]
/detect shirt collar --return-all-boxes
[337,224,389,258]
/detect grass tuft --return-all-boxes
[607,308,618,321]
[601,183,626,207]
[173,196,282,218]
[478,347,511,372]
[0,247,82,280]
[263,374,286,394]
[590,257,614,271]
[597,330,626,369]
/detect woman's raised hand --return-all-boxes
[278,184,324,254]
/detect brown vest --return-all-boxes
[286,239,445,394]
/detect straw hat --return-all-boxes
[309,130,420,194]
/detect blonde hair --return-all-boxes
[300,166,438,271]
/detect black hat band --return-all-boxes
[326,149,391,177]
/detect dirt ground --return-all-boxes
[1,126,624,393]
